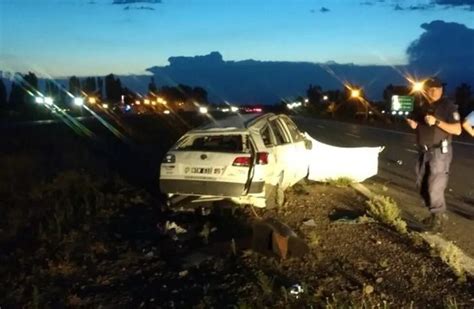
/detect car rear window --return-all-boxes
[175,135,245,152]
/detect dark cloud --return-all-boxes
[374,0,474,11]
[434,0,474,7]
[407,20,474,86]
[407,3,435,10]
[320,7,330,13]
[435,0,474,10]
[144,52,410,103]
[124,5,155,10]
[390,2,435,10]
[112,0,161,4]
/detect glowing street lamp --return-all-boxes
[35,97,45,104]
[88,97,97,104]
[350,89,361,99]
[412,81,424,92]
[199,106,208,114]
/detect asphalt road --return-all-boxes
[293,116,474,256]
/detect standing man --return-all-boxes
[462,110,474,136]
[406,77,462,231]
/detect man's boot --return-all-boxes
[422,213,447,232]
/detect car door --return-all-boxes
[267,117,294,188]
[305,136,383,183]
[279,116,311,184]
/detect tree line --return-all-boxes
[0,73,208,111]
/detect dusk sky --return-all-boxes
[1,0,473,77]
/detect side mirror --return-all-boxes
[304,139,313,150]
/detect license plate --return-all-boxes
[191,167,213,174]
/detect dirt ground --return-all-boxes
[2,179,473,308]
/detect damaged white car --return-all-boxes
[160,113,312,208]
[160,113,382,208]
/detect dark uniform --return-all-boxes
[412,97,460,214]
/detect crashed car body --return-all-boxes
[160,113,312,208]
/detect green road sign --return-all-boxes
[391,95,414,112]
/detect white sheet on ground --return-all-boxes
[305,134,383,183]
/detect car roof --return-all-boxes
[188,113,276,134]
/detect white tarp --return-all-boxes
[305,134,383,183]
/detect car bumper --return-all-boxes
[160,179,264,197]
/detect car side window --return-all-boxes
[282,118,304,142]
[260,125,273,147]
[269,119,290,145]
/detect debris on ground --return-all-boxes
[302,219,317,227]
[289,284,305,299]
[252,218,309,259]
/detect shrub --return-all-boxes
[438,242,465,280]
[256,271,274,297]
[366,195,407,234]
[324,177,354,187]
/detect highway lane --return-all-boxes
[0,116,95,128]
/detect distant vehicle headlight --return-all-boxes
[73,97,84,106]
[44,97,54,105]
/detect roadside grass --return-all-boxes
[324,294,390,309]
[360,187,469,282]
[436,242,466,281]
[366,195,407,234]
[256,271,274,297]
[445,296,459,309]
[0,154,152,307]
[47,259,78,277]
[324,177,354,187]
[307,230,320,247]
